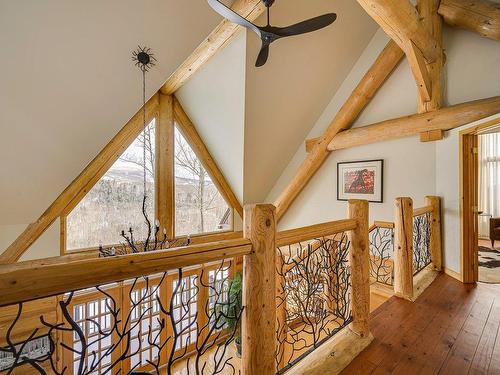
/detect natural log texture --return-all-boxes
[394,197,414,300]
[242,204,276,375]
[413,205,434,216]
[417,0,444,112]
[426,196,443,271]
[406,40,432,102]
[420,129,444,142]
[157,94,175,239]
[0,238,251,307]
[0,94,160,264]
[439,0,500,41]
[357,0,439,62]
[173,97,243,218]
[275,41,404,221]
[369,221,395,232]
[160,0,265,95]
[305,137,320,153]
[276,219,357,247]
[348,200,370,337]
[328,96,500,150]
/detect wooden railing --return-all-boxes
[368,197,443,301]
[0,202,370,375]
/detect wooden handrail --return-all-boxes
[0,238,252,307]
[276,219,357,248]
[413,205,433,217]
[369,221,395,232]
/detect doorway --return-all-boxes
[460,118,500,284]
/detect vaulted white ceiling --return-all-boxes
[0,0,222,224]
[0,0,378,227]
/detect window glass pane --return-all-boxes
[174,126,232,236]
[67,120,156,250]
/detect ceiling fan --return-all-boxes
[207,0,337,67]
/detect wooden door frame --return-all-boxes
[460,118,500,284]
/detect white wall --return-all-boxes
[267,26,500,275]
[176,31,247,209]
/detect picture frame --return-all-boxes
[337,159,384,203]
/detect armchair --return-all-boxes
[490,217,500,248]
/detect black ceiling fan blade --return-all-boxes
[255,43,270,67]
[274,13,337,37]
[207,0,262,37]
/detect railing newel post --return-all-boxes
[394,197,414,300]
[425,196,443,271]
[348,199,370,338]
[242,204,277,375]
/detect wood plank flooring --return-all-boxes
[341,274,500,375]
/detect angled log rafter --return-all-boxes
[438,0,500,41]
[356,0,442,106]
[160,0,265,95]
[274,40,404,221]
[327,96,500,151]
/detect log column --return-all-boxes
[394,197,414,300]
[426,196,443,271]
[348,200,370,338]
[242,204,277,375]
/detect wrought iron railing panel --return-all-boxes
[413,213,432,275]
[275,233,352,374]
[369,227,394,286]
[0,260,242,375]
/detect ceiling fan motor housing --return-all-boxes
[262,0,275,7]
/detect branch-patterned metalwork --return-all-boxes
[275,233,352,374]
[369,226,394,286]
[413,213,432,275]
[0,260,242,375]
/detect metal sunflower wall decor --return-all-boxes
[99,47,189,257]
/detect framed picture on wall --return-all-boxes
[337,159,384,203]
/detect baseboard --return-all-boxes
[444,267,462,282]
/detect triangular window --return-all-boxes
[174,127,232,236]
[66,120,155,250]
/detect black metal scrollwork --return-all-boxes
[413,213,432,275]
[369,227,394,286]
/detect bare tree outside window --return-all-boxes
[174,127,231,236]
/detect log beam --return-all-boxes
[274,41,404,221]
[356,0,441,105]
[160,0,265,95]
[439,0,500,41]
[328,96,500,150]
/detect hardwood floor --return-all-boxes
[341,274,500,375]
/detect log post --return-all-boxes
[348,200,370,338]
[394,197,414,300]
[242,204,277,375]
[425,196,443,271]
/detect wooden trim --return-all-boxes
[59,216,66,257]
[444,267,462,282]
[438,0,500,41]
[173,96,243,218]
[0,94,160,264]
[460,132,479,283]
[413,205,433,216]
[274,40,404,221]
[160,0,265,95]
[276,219,358,247]
[157,94,175,239]
[0,238,252,307]
[328,96,500,151]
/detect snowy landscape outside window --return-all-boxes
[66,120,156,250]
[174,126,232,236]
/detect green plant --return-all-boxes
[216,272,243,344]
